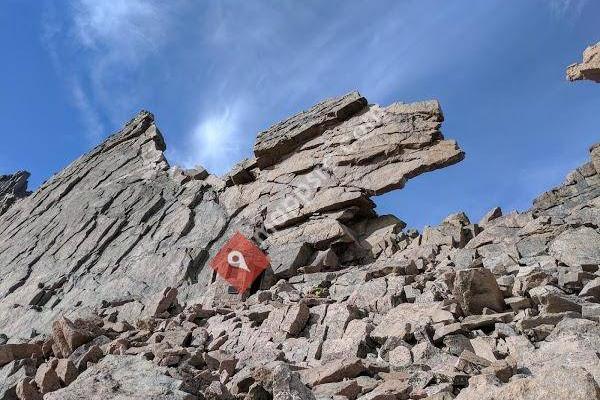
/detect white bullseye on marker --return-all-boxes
[227,250,250,272]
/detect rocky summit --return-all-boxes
[0,43,599,400]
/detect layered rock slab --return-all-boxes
[0,93,464,339]
[0,111,228,339]
[187,93,464,300]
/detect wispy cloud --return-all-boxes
[548,0,589,19]
[42,0,183,142]
[71,0,168,58]
[69,78,104,141]
[168,100,248,175]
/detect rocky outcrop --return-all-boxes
[0,135,596,400]
[0,111,229,340]
[0,44,598,399]
[0,92,464,341]
[0,171,30,216]
[567,42,600,83]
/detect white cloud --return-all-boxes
[548,0,589,18]
[170,100,248,175]
[69,79,104,141]
[42,0,183,143]
[71,0,170,65]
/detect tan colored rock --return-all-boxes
[481,358,516,383]
[371,303,439,343]
[455,350,491,375]
[313,380,361,400]
[433,322,464,343]
[470,337,497,362]
[73,345,104,371]
[205,350,237,375]
[107,338,129,355]
[478,207,502,226]
[55,359,78,385]
[34,360,61,394]
[0,92,466,340]
[253,91,367,168]
[51,317,94,358]
[455,366,600,400]
[299,357,366,387]
[453,268,505,315]
[567,42,600,83]
[16,378,42,400]
[359,379,412,400]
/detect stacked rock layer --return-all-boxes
[0,43,599,400]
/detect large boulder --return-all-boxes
[455,366,600,400]
[549,227,600,267]
[43,355,194,400]
[453,268,505,315]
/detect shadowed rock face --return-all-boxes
[567,42,600,83]
[0,171,30,216]
[0,93,464,339]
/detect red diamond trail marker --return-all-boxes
[209,232,270,293]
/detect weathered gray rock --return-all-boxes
[0,171,30,216]
[549,227,600,268]
[580,277,600,300]
[0,359,38,400]
[455,366,600,400]
[271,363,315,400]
[0,111,227,339]
[43,355,194,400]
[254,91,367,168]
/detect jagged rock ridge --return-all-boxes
[0,92,463,341]
[0,43,599,400]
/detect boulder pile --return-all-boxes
[0,43,599,399]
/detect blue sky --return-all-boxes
[1,1,599,229]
